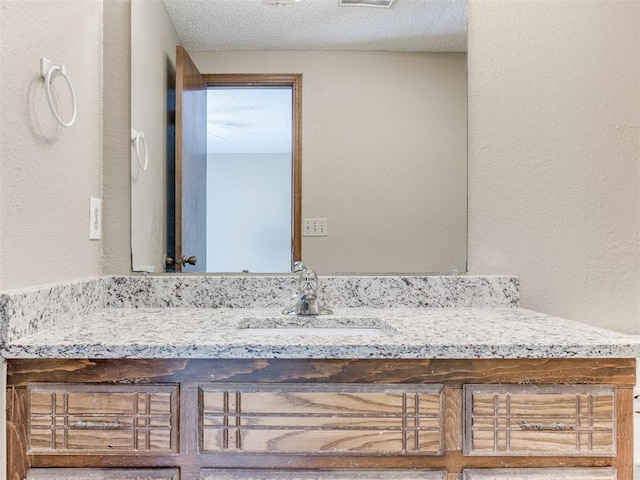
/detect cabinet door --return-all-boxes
[462,468,616,480]
[28,383,178,454]
[26,468,179,480]
[200,470,447,480]
[464,385,616,456]
[200,384,445,455]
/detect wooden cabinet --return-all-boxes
[28,383,178,454]
[6,358,637,480]
[200,384,444,455]
[199,469,448,480]
[462,468,617,480]
[26,468,180,480]
[464,385,616,456]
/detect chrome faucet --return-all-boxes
[282,262,333,316]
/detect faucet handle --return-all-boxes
[294,262,318,290]
[283,262,333,316]
[292,261,307,273]
[299,269,318,292]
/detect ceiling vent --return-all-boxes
[339,0,394,7]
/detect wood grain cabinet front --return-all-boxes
[200,469,448,480]
[463,384,616,456]
[26,468,180,480]
[462,467,617,480]
[199,384,445,455]
[7,358,636,480]
[27,383,179,455]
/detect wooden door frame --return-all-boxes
[202,73,302,264]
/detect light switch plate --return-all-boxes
[89,197,102,240]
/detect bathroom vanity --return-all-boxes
[6,357,636,480]
[2,275,639,480]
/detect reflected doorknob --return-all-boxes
[165,255,197,267]
[183,255,197,266]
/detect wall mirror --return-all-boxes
[131,0,467,275]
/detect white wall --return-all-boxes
[207,153,292,273]
[0,0,103,291]
[467,0,640,334]
[193,50,468,274]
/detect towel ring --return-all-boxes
[131,128,149,171]
[40,57,77,128]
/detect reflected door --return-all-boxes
[175,45,207,273]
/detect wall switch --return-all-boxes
[89,197,102,240]
[303,218,327,237]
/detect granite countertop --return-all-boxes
[2,275,638,360]
[4,306,640,359]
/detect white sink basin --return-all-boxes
[237,326,387,337]
[237,317,394,337]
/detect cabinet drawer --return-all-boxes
[464,385,616,456]
[462,467,616,480]
[28,383,178,454]
[201,470,447,480]
[200,384,444,455]
[26,468,179,480]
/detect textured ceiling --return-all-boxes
[207,87,292,154]
[162,0,467,52]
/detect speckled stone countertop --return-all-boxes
[4,306,640,359]
[1,275,639,359]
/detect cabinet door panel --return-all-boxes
[200,384,444,455]
[28,384,178,454]
[464,385,616,456]
[26,468,179,480]
[462,467,616,480]
[200,470,447,480]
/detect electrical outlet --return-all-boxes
[303,218,327,237]
[89,197,102,240]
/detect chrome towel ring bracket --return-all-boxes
[40,57,77,128]
[131,128,149,171]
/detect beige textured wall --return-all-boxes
[103,0,132,276]
[0,0,103,291]
[130,0,180,273]
[467,0,640,334]
[193,51,468,273]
